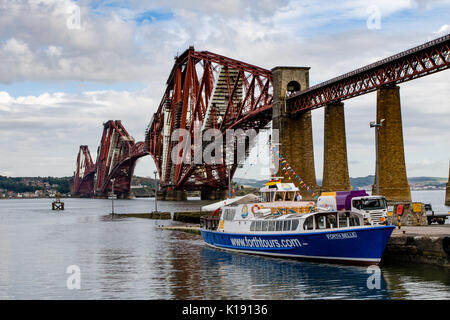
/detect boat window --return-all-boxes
[316,215,327,229]
[349,214,361,226]
[223,208,236,221]
[283,220,291,231]
[268,220,275,231]
[256,221,262,231]
[250,221,255,231]
[285,192,294,201]
[269,191,275,202]
[327,214,337,229]
[261,192,274,202]
[262,221,268,231]
[304,216,314,230]
[338,213,348,228]
[275,192,284,201]
[291,219,299,231]
[276,220,283,231]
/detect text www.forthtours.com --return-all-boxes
[230,237,302,248]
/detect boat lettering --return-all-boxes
[230,236,302,248]
[326,232,358,240]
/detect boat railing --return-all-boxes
[200,215,220,230]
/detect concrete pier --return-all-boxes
[158,225,201,235]
[372,85,411,202]
[272,67,318,200]
[322,101,351,192]
[383,226,450,267]
[173,211,205,223]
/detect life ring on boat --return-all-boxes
[251,204,261,214]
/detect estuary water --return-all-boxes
[0,190,449,300]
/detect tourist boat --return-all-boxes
[200,179,395,265]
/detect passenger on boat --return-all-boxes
[295,192,302,201]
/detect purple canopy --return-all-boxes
[335,190,368,211]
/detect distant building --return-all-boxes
[47,189,57,197]
[35,190,44,198]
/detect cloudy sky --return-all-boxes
[0,0,449,180]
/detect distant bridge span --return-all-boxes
[72,121,149,198]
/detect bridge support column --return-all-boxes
[272,66,318,200]
[322,101,351,192]
[446,161,450,206]
[372,85,411,202]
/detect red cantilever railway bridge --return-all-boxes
[73,121,149,198]
[73,34,449,198]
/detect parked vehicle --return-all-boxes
[316,191,388,225]
[424,203,449,225]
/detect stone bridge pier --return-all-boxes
[322,101,351,192]
[371,85,411,203]
[272,69,413,204]
[272,67,319,200]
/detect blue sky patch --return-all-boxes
[134,10,174,25]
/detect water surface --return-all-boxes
[0,190,449,299]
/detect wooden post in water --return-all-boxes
[109,178,116,215]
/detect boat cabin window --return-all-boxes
[315,213,337,229]
[276,220,283,231]
[304,216,314,230]
[261,191,275,202]
[275,192,284,201]
[284,192,295,201]
[250,219,300,232]
[303,212,361,230]
[283,220,291,231]
[251,221,258,231]
[222,208,236,221]
[337,212,361,227]
[338,212,348,227]
[262,221,268,231]
[349,215,361,226]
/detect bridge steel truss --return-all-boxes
[145,47,274,191]
[94,120,149,198]
[73,145,96,197]
[286,34,450,112]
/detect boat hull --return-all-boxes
[200,225,395,265]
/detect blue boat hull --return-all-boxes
[200,225,395,265]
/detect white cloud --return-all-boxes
[435,24,450,34]
[0,89,156,176]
